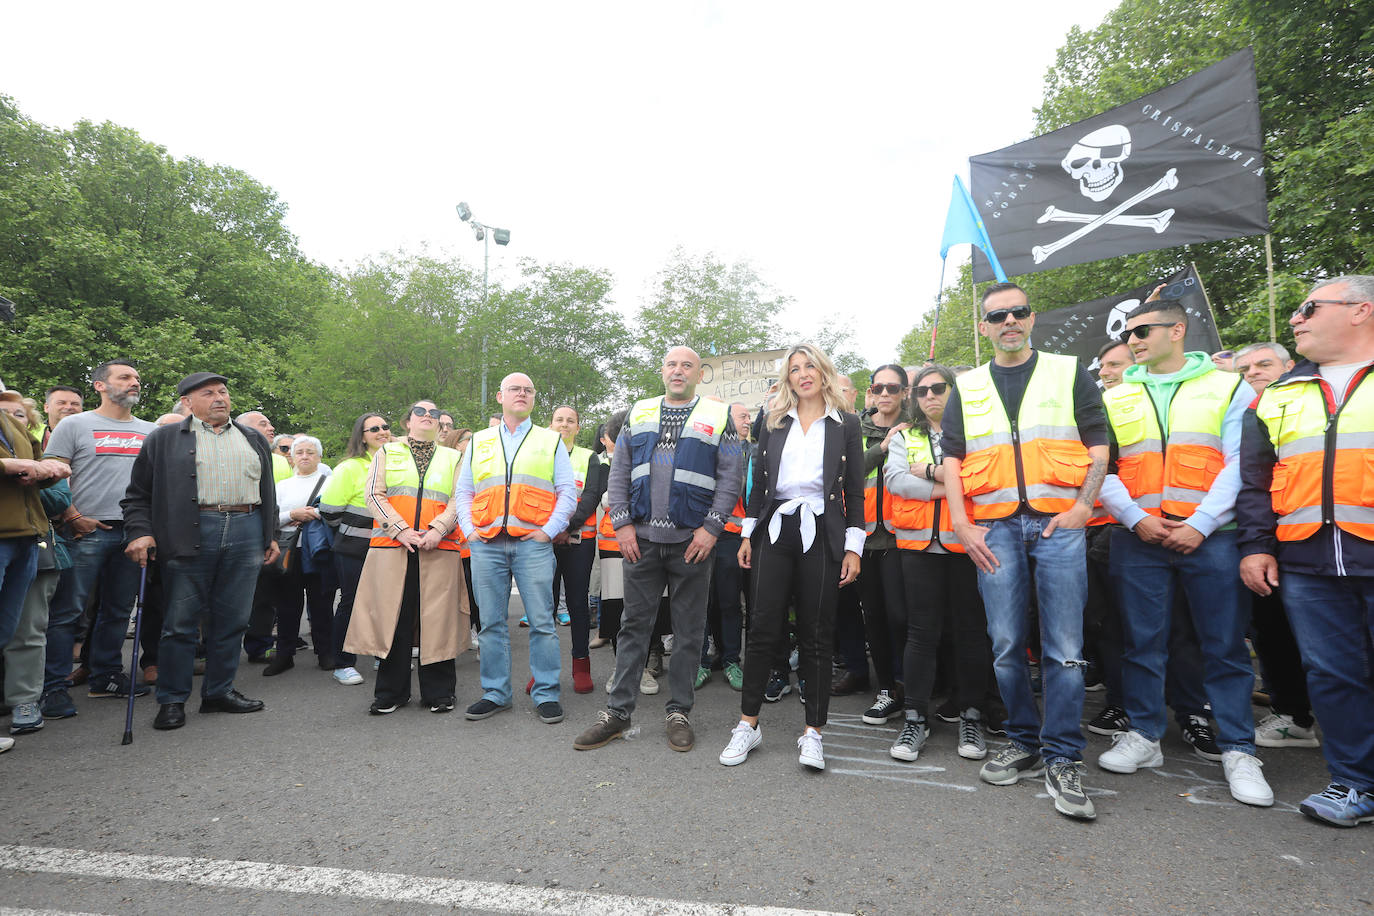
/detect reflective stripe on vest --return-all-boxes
[1257,370,1374,542]
[568,444,598,536]
[369,442,463,550]
[863,464,880,535]
[627,396,730,529]
[955,352,1090,521]
[469,424,562,539]
[885,429,969,553]
[319,455,377,541]
[1104,368,1238,520]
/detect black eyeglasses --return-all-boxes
[868,383,906,396]
[913,382,949,398]
[983,305,1032,324]
[410,407,442,419]
[1292,299,1361,321]
[364,424,390,434]
[1119,322,1177,343]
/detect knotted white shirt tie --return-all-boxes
[767,496,818,553]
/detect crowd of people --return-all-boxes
[1,274,1372,829]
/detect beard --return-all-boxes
[109,389,141,408]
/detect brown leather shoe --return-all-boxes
[831,671,870,696]
[573,710,629,750]
[666,711,694,752]
[68,664,90,687]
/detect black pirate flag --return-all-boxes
[970,49,1268,281]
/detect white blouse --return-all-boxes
[276,469,327,528]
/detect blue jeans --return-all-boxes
[44,523,141,690]
[0,536,38,650]
[1281,572,1374,792]
[470,536,559,705]
[158,510,264,704]
[976,516,1088,763]
[1111,528,1255,753]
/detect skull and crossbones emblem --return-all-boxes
[1032,124,1178,264]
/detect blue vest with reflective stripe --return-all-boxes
[627,396,729,529]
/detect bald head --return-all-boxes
[661,346,702,404]
[497,372,537,425]
[236,411,274,442]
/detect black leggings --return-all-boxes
[553,538,595,658]
[900,550,989,718]
[860,547,907,691]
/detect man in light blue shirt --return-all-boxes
[456,372,576,724]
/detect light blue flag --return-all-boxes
[939,176,1008,282]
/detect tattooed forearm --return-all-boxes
[1078,455,1108,507]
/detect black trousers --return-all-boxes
[900,550,989,717]
[462,555,480,630]
[375,552,456,705]
[860,547,907,692]
[553,538,595,658]
[1250,587,1313,725]
[332,551,365,667]
[741,512,839,727]
[270,560,336,662]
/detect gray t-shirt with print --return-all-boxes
[45,411,156,522]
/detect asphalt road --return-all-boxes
[1,596,1370,915]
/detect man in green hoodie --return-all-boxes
[1096,296,1272,808]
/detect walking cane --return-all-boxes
[121,558,151,745]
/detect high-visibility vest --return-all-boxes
[627,397,730,529]
[469,424,561,538]
[1104,368,1239,520]
[863,463,883,536]
[272,451,292,483]
[885,429,969,553]
[567,443,598,539]
[724,495,746,534]
[368,441,463,551]
[1256,368,1374,542]
[955,352,1091,521]
[319,455,375,543]
[597,506,621,553]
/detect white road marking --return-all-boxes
[829,769,978,792]
[0,845,847,916]
[1,909,111,916]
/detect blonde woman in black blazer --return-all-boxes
[720,343,865,771]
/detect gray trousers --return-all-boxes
[606,541,711,719]
[5,569,58,706]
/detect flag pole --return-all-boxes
[1264,233,1277,340]
[967,265,980,365]
[929,257,947,359]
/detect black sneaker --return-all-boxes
[1045,759,1096,820]
[1180,714,1223,761]
[934,697,960,723]
[369,698,408,715]
[862,690,901,725]
[88,672,150,699]
[464,698,512,720]
[763,672,790,702]
[537,701,564,724]
[979,744,1045,785]
[1088,705,1130,736]
[428,697,455,714]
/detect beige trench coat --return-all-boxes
[343,443,470,665]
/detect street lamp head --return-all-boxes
[456,202,472,222]
[472,224,485,242]
[494,228,511,246]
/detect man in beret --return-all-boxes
[122,373,279,731]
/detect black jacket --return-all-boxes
[1236,358,1374,577]
[122,416,277,561]
[746,410,865,559]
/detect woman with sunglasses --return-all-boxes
[884,365,993,761]
[344,401,470,714]
[855,364,913,727]
[319,414,393,686]
[721,343,864,771]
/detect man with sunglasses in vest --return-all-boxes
[1238,275,1374,828]
[942,282,1109,820]
[456,373,577,724]
[1096,296,1273,807]
[573,346,742,754]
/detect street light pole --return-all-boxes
[455,202,511,411]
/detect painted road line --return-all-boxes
[1,909,111,916]
[0,845,848,916]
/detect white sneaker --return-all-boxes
[1222,750,1274,807]
[798,729,825,770]
[333,667,364,686]
[639,669,659,695]
[0,735,13,753]
[719,720,762,766]
[661,635,674,655]
[1254,712,1319,748]
[1098,730,1164,774]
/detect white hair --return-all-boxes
[1309,274,1374,303]
[291,435,322,457]
[1235,341,1291,363]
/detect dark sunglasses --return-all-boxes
[868,383,906,396]
[1292,299,1361,321]
[276,445,291,453]
[1119,322,1177,343]
[983,305,1032,324]
[410,407,442,419]
[913,382,949,398]
[364,423,390,433]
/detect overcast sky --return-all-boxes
[4,2,1117,365]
